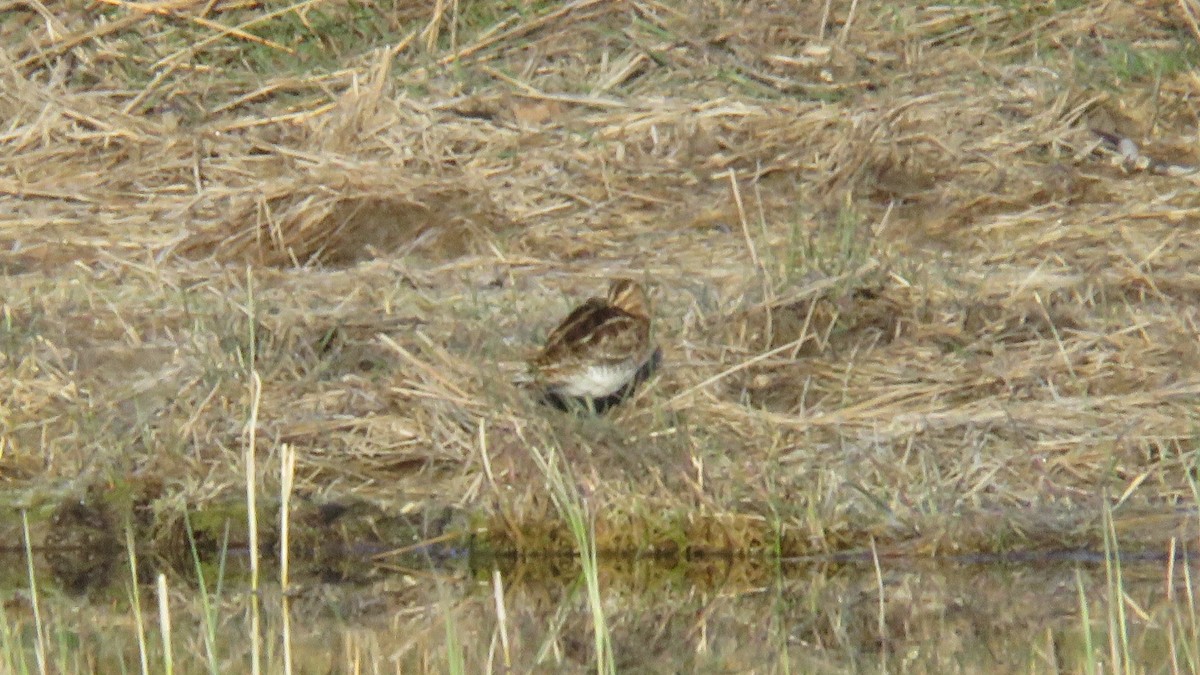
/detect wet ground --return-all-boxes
[2,545,1195,673]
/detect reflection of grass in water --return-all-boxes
[1070,495,1198,674]
[1101,501,1131,674]
[528,443,614,675]
[183,513,227,675]
[124,525,151,675]
[20,511,47,674]
[9,544,1200,670]
[1075,569,1096,675]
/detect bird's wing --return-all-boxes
[534,301,649,368]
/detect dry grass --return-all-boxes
[3,0,1200,565]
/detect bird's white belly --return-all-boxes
[554,362,638,398]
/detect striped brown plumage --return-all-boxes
[531,279,660,410]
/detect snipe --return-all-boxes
[531,279,661,413]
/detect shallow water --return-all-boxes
[2,547,1197,673]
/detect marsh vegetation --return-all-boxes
[3,0,1200,670]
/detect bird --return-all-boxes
[530,279,662,413]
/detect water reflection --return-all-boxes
[2,550,1196,672]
